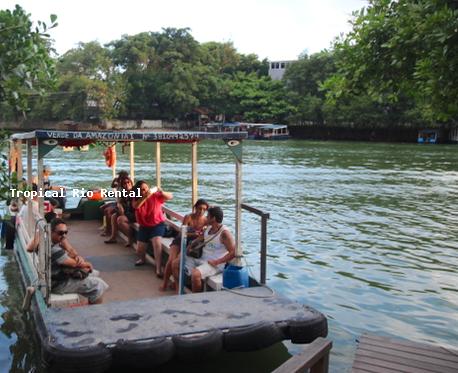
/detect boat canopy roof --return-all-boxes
[11,129,247,146]
[258,124,288,129]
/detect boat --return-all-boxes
[8,129,326,372]
[206,122,290,140]
[249,124,290,140]
[417,129,440,144]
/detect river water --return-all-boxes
[1,139,457,372]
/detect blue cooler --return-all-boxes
[223,265,249,289]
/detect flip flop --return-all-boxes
[104,239,117,244]
[135,260,145,266]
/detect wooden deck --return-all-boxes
[67,219,173,303]
[352,334,458,373]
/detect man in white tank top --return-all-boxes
[173,206,235,292]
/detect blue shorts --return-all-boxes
[137,223,166,243]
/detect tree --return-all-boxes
[229,72,294,122]
[283,51,336,124]
[326,0,458,124]
[0,5,57,116]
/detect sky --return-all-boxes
[2,0,367,60]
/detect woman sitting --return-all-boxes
[160,198,209,291]
[100,170,129,236]
[132,180,173,277]
[104,177,136,246]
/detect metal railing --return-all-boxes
[241,203,270,284]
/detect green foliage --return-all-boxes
[325,0,458,124]
[0,5,57,115]
[283,51,336,124]
[229,72,294,122]
[0,131,11,204]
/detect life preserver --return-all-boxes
[104,146,116,168]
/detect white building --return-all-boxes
[268,60,295,80]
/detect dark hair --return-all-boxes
[208,206,223,223]
[45,211,56,223]
[32,183,38,192]
[120,177,133,187]
[50,218,66,232]
[112,171,129,188]
[133,180,147,199]
[194,198,209,210]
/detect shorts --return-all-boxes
[137,223,166,243]
[184,257,222,279]
[53,276,109,304]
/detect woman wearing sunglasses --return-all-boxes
[45,219,108,304]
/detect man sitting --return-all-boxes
[172,206,235,292]
[28,218,108,304]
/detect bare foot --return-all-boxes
[159,283,167,292]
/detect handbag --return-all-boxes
[62,267,90,280]
[187,226,224,259]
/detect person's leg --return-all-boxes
[117,215,132,246]
[191,268,203,293]
[102,206,115,236]
[91,295,104,304]
[151,236,163,277]
[160,245,179,291]
[171,256,180,291]
[136,241,147,264]
[104,213,118,243]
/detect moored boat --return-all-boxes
[249,124,290,140]
[9,129,326,372]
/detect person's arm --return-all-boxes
[158,188,173,201]
[208,230,236,266]
[61,239,93,270]
[117,200,125,216]
[61,238,78,257]
[132,192,151,209]
[182,215,198,238]
[26,230,40,252]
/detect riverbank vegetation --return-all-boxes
[1,1,457,129]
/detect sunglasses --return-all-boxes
[56,230,68,236]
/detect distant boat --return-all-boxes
[249,124,290,140]
[213,122,290,140]
[418,129,439,144]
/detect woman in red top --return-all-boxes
[132,180,173,276]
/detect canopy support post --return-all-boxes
[235,157,242,266]
[191,141,198,207]
[36,142,44,217]
[111,144,116,180]
[129,141,135,183]
[27,140,33,236]
[16,140,23,182]
[156,142,161,188]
